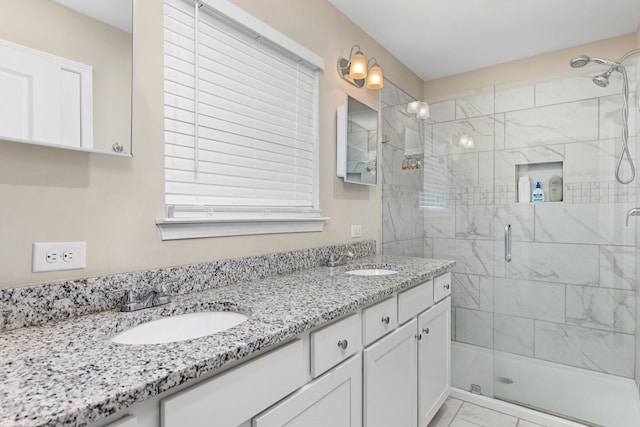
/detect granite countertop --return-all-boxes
[0,255,454,427]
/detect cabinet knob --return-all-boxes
[422,328,430,335]
[444,284,450,290]
[415,334,422,341]
[337,339,348,350]
[381,316,390,324]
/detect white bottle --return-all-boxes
[518,177,531,203]
[548,175,563,202]
[532,181,545,202]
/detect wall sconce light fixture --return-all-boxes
[338,45,384,90]
[407,101,430,119]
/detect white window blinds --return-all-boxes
[163,0,323,218]
[420,153,448,211]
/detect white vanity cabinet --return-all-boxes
[363,273,452,427]
[89,270,453,427]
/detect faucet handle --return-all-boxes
[108,289,137,311]
[109,289,133,303]
[153,282,173,306]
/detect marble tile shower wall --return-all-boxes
[380,81,425,257]
[424,65,639,379]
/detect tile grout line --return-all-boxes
[446,399,466,427]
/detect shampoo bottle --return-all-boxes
[518,177,531,203]
[548,175,563,202]
[532,181,544,202]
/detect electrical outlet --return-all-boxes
[46,251,59,263]
[62,250,76,262]
[33,242,86,272]
[351,225,362,238]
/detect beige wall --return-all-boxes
[0,0,422,288]
[424,33,639,100]
[0,0,132,153]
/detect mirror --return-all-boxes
[336,95,378,185]
[0,0,133,156]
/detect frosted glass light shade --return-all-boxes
[349,51,367,80]
[458,133,474,148]
[407,101,420,114]
[417,102,430,119]
[366,64,384,89]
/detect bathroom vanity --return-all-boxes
[0,255,454,427]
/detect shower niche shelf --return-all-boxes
[515,161,564,203]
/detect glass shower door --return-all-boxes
[491,64,640,427]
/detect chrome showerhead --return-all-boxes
[570,55,590,68]
[570,55,618,69]
[592,67,616,87]
[592,73,610,87]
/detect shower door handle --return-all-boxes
[504,224,512,262]
[626,207,640,226]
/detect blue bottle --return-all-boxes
[532,181,545,202]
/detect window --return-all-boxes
[158,0,327,240]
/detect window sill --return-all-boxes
[155,216,331,240]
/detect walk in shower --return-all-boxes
[380,56,640,426]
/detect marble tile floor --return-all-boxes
[428,397,575,427]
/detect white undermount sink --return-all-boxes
[345,269,398,276]
[110,311,248,345]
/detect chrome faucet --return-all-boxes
[115,285,172,312]
[326,251,354,267]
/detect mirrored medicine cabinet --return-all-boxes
[336,94,379,186]
[0,0,134,157]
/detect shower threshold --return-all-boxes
[450,388,589,427]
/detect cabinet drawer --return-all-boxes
[161,340,306,427]
[362,296,398,346]
[253,355,362,427]
[310,313,361,378]
[398,280,434,324]
[434,272,451,302]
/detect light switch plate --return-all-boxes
[33,242,86,272]
[351,225,362,238]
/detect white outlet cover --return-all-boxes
[351,225,362,238]
[33,242,86,272]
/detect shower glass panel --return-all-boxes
[490,60,640,427]
[379,82,425,258]
[381,56,640,426]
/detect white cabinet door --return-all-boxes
[0,39,93,148]
[364,318,418,427]
[253,355,362,427]
[418,297,451,426]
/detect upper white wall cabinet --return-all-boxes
[0,0,134,156]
